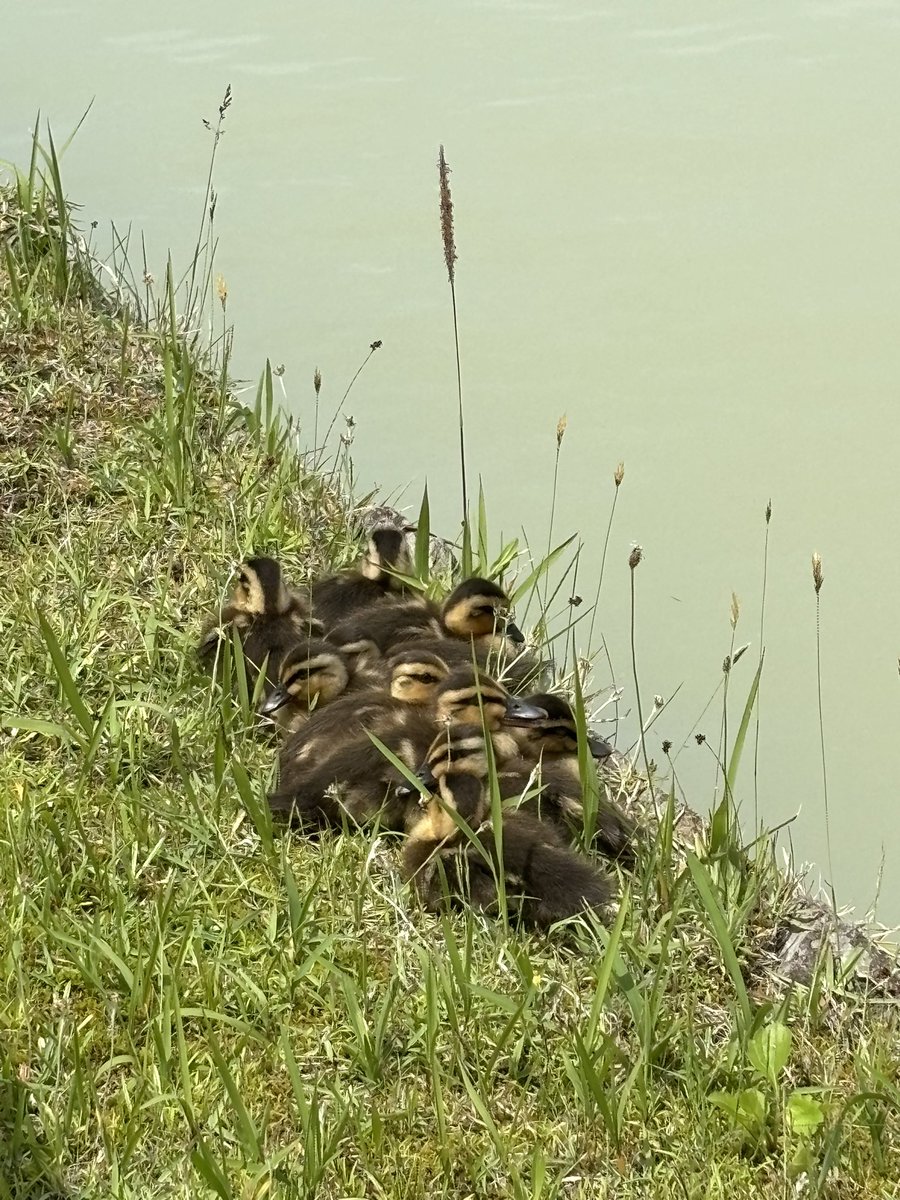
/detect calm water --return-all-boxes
[6,1,900,921]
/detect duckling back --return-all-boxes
[311,526,413,626]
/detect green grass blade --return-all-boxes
[687,851,752,1033]
[415,483,431,581]
[725,651,765,798]
[36,609,93,738]
[510,534,577,605]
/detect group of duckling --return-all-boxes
[200,526,635,930]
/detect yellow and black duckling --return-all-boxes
[198,556,323,691]
[272,648,452,759]
[402,724,613,929]
[499,693,635,864]
[310,525,414,627]
[268,664,546,831]
[386,576,543,689]
[256,638,357,732]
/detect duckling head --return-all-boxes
[359,525,412,586]
[404,723,497,833]
[387,649,450,704]
[511,693,613,759]
[441,578,524,643]
[233,556,292,617]
[433,665,546,731]
[258,639,350,720]
[418,722,493,785]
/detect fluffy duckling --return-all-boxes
[311,526,414,627]
[269,665,546,831]
[402,725,613,929]
[327,600,443,658]
[198,556,322,690]
[256,638,357,732]
[390,577,544,690]
[501,693,634,863]
[277,648,452,759]
[440,577,524,644]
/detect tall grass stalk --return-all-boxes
[753,499,772,828]
[543,414,567,610]
[587,462,625,653]
[185,84,232,328]
[438,145,469,547]
[812,552,836,913]
[627,544,653,790]
[319,340,381,470]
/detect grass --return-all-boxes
[0,132,898,1200]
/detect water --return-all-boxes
[6,1,900,922]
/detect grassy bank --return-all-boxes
[1,145,898,1200]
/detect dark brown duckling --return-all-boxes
[385,576,544,690]
[310,526,414,627]
[327,600,443,659]
[500,692,634,864]
[268,665,546,831]
[198,556,322,691]
[402,725,613,929]
[275,648,452,761]
[257,638,361,732]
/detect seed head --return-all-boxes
[730,591,740,630]
[661,739,672,755]
[695,733,706,746]
[812,552,824,595]
[765,498,772,525]
[628,544,643,570]
[215,274,228,310]
[614,462,625,487]
[556,414,568,448]
[438,145,457,285]
[313,368,322,396]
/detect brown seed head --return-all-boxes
[556,414,568,448]
[812,552,824,595]
[628,544,643,570]
[614,462,625,487]
[438,145,457,285]
[313,367,322,396]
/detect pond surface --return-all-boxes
[6,0,900,921]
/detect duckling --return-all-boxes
[276,648,452,760]
[440,577,524,643]
[310,526,414,626]
[402,725,613,929]
[500,692,634,863]
[411,576,545,691]
[268,665,546,831]
[198,556,322,690]
[327,600,443,658]
[256,638,358,732]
